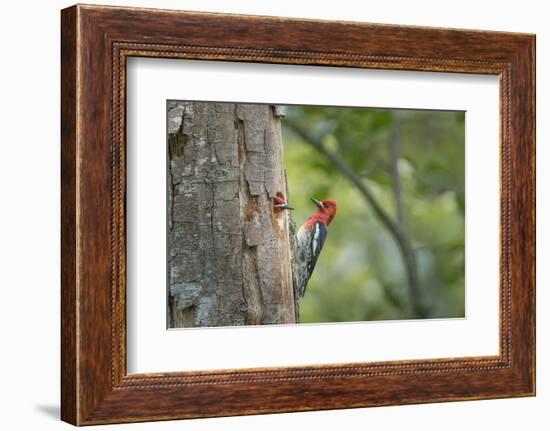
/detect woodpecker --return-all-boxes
[295,198,337,297]
[273,196,337,298]
[273,195,294,212]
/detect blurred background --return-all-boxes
[282,106,465,323]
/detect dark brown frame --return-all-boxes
[61,4,535,426]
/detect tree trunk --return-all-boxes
[389,114,425,318]
[167,101,296,328]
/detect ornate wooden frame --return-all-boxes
[61,4,535,425]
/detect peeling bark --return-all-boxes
[167,101,296,327]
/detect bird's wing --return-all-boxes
[296,221,328,297]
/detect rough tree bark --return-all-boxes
[167,101,296,328]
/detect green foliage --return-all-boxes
[283,106,465,322]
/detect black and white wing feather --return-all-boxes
[296,221,328,297]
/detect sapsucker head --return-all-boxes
[273,195,294,213]
[310,198,337,225]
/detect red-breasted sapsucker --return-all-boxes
[273,196,337,298]
[295,198,337,297]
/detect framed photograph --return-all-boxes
[61,4,535,425]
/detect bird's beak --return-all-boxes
[276,203,294,211]
[310,197,323,208]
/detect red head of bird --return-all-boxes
[273,195,294,213]
[309,198,337,226]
